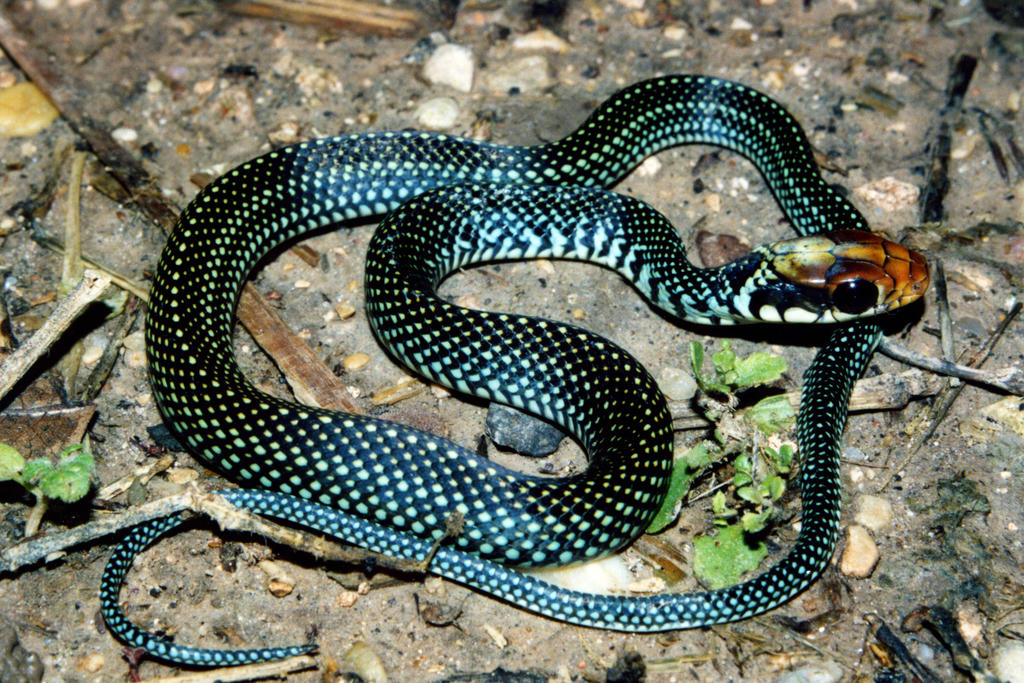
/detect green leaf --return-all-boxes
[766,444,795,474]
[736,486,762,505]
[740,509,772,534]
[693,524,769,590]
[729,352,787,389]
[647,442,710,534]
[0,443,25,483]
[745,394,796,434]
[26,448,95,504]
[22,458,53,483]
[711,340,737,379]
[690,341,730,396]
[764,474,786,501]
[711,490,729,516]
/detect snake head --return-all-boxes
[743,230,930,324]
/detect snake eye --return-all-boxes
[831,279,878,315]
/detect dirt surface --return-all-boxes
[0,0,1023,681]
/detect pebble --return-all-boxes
[512,28,572,53]
[414,96,461,130]
[840,524,880,578]
[663,25,688,41]
[257,559,295,597]
[486,403,564,456]
[343,641,388,683]
[422,43,475,93]
[111,127,138,143]
[993,640,1024,683]
[82,344,104,365]
[657,366,698,401]
[0,83,60,137]
[853,176,919,212]
[774,661,842,683]
[854,494,893,531]
[335,301,356,319]
[342,353,370,370]
[484,55,554,94]
[75,654,105,674]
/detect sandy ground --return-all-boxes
[1,0,1023,681]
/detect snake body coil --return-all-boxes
[101,75,928,666]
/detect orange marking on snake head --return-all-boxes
[770,229,929,318]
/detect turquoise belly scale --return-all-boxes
[100,75,928,666]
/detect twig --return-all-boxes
[32,232,149,301]
[237,284,362,413]
[919,54,977,223]
[877,337,1024,394]
[221,0,421,35]
[78,295,141,403]
[134,655,317,683]
[0,270,111,402]
[1,489,431,577]
[880,301,1023,490]
[58,150,88,398]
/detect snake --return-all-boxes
[99,75,929,666]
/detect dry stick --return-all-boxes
[221,0,421,35]
[237,284,363,413]
[0,7,358,413]
[0,271,111,402]
[134,656,318,683]
[0,488,430,575]
[880,301,1023,491]
[32,234,149,301]
[58,150,88,398]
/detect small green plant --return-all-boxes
[649,341,798,589]
[0,442,95,536]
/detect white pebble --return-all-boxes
[840,525,880,578]
[635,156,662,178]
[512,28,572,53]
[663,25,688,41]
[422,44,475,93]
[657,366,698,401]
[414,97,461,130]
[774,661,843,683]
[111,127,138,143]
[484,56,554,94]
[994,640,1024,683]
[854,494,893,531]
[82,345,104,365]
[853,176,919,212]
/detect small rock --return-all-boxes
[75,654,104,674]
[486,403,564,456]
[774,660,843,683]
[342,353,370,370]
[414,96,460,130]
[657,367,698,402]
[840,524,879,579]
[484,55,554,94]
[993,640,1024,683]
[512,28,572,53]
[422,43,475,93]
[82,344,104,365]
[335,301,356,319]
[342,641,387,683]
[854,494,893,531]
[853,176,919,212]
[0,83,59,138]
